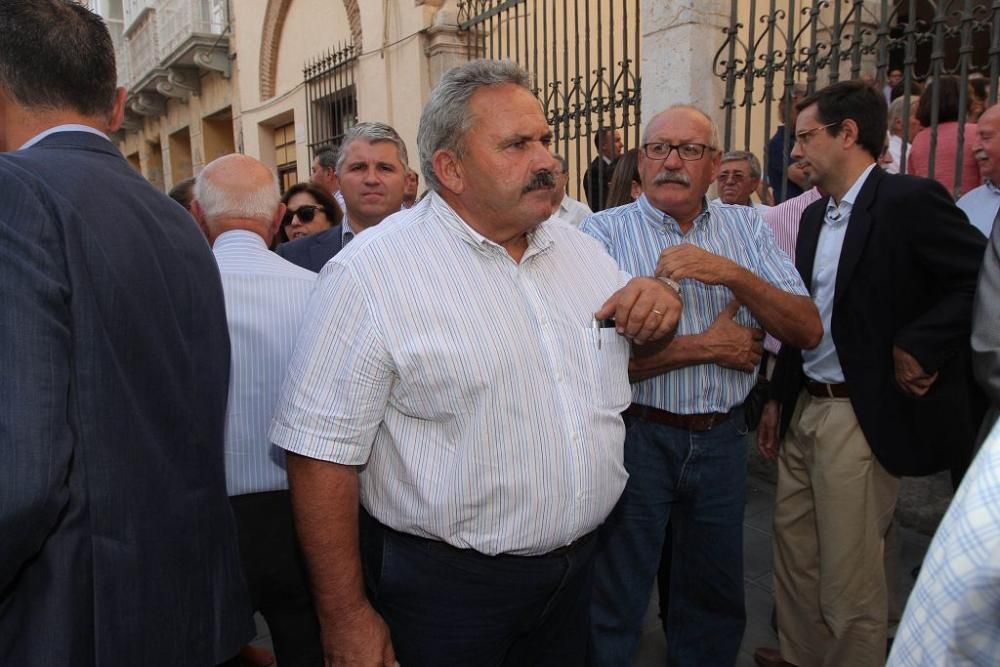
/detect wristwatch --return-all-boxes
[656,276,682,299]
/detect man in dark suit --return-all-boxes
[753,81,987,667]
[0,2,252,665]
[278,122,408,272]
[582,126,623,211]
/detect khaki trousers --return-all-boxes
[773,390,900,667]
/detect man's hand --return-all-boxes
[787,160,810,189]
[757,181,775,207]
[595,276,682,345]
[893,345,939,397]
[656,244,739,286]
[703,300,763,372]
[756,400,781,460]
[322,602,397,667]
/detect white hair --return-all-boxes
[194,156,279,224]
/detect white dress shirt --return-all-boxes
[213,230,317,496]
[885,134,908,175]
[957,180,1000,238]
[270,192,631,556]
[803,163,876,383]
[548,193,593,227]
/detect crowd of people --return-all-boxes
[2,2,999,667]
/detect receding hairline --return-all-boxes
[642,104,720,148]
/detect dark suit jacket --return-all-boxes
[772,167,987,476]
[582,155,618,212]
[276,224,345,272]
[0,132,252,665]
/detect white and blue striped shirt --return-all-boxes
[214,230,317,496]
[581,194,807,414]
[270,192,632,556]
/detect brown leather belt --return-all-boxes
[623,403,733,431]
[804,380,850,398]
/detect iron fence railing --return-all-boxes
[304,42,360,158]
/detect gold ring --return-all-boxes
[652,309,664,316]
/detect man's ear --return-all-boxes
[432,149,465,195]
[107,87,127,133]
[189,199,212,243]
[840,118,860,149]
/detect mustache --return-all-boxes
[523,170,556,193]
[653,170,691,186]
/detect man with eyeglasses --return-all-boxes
[583,104,821,667]
[279,122,408,272]
[713,150,771,212]
[753,80,987,667]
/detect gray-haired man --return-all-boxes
[547,153,593,226]
[269,59,683,666]
[714,150,770,212]
[279,122,408,272]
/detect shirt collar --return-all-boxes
[637,193,710,231]
[19,124,110,150]
[987,180,1000,196]
[213,229,268,250]
[825,162,876,221]
[428,190,553,257]
[341,219,355,245]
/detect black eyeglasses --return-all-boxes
[641,142,714,161]
[282,205,322,226]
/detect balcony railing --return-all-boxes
[126,9,160,85]
[157,0,227,61]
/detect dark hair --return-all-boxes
[889,78,923,102]
[969,76,988,104]
[0,0,117,117]
[168,177,197,212]
[594,127,615,151]
[313,146,338,171]
[916,76,964,127]
[796,80,887,161]
[606,148,641,208]
[276,183,343,244]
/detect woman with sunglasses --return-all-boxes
[277,183,343,245]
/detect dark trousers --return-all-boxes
[230,491,323,667]
[360,510,598,667]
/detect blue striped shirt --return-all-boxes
[270,192,632,556]
[581,194,807,413]
[887,422,1000,666]
[213,230,317,496]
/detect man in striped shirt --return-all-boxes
[193,154,323,665]
[583,104,822,667]
[269,59,683,666]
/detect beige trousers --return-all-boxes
[773,390,900,667]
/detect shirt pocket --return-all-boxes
[572,327,632,412]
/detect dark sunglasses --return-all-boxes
[282,205,322,226]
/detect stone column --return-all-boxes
[640,0,729,128]
[424,0,474,87]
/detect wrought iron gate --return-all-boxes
[304,42,359,158]
[715,0,1000,200]
[457,0,642,206]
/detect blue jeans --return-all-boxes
[588,412,748,666]
[361,511,598,666]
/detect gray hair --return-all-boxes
[720,150,762,179]
[642,104,721,151]
[335,122,409,172]
[313,146,337,170]
[194,156,280,224]
[888,95,918,130]
[418,59,533,193]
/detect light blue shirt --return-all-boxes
[213,230,317,496]
[270,192,632,556]
[802,163,876,384]
[18,124,109,150]
[581,194,808,414]
[957,180,1000,238]
[887,421,1000,666]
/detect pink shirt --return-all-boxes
[907,122,982,197]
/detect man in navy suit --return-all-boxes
[754,80,986,667]
[0,2,252,664]
[278,122,408,272]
